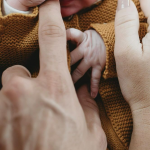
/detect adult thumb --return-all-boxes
[77,85,107,149]
[77,85,102,129]
[2,65,31,87]
[115,0,140,57]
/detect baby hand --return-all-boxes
[67,28,106,98]
[6,0,45,11]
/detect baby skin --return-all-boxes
[6,0,106,98]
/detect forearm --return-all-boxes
[129,109,150,150]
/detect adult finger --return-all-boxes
[77,84,107,147]
[72,59,91,83]
[115,0,141,58]
[39,0,67,75]
[91,66,101,99]
[38,1,78,106]
[140,0,150,54]
[2,65,31,87]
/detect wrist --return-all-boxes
[130,123,150,150]
[129,108,150,149]
[6,0,29,11]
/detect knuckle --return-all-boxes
[68,28,77,36]
[91,85,99,91]
[73,68,84,77]
[40,24,65,39]
[66,28,72,38]
[3,77,27,101]
[82,32,90,46]
[68,28,78,41]
[84,38,90,49]
[91,77,100,86]
[8,76,24,89]
[39,73,68,95]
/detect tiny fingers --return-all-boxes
[66,28,85,45]
[70,46,84,65]
[91,66,101,98]
[72,59,91,83]
[67,28,85,65]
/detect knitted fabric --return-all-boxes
[0,0,147,149]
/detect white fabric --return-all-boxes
[94,0,102,4]
[2,0,32,16]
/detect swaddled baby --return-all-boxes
[3,0,106,98]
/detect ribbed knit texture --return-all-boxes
[0,0,147,149]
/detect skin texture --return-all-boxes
[0,1,107,149]
[6,0,106,98]
[2,0,150,149]
[6,0,46,11]
[115,0,150,149]
[67,28,106,98]
[6,0,97,17]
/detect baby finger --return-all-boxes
[91,66,102,98]
[72,59,91,83]
[70,46,84,65]
[67,28,85,45]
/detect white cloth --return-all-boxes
[2,0,32,16]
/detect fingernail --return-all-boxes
[91,92,97,99]
[117,0,130,11]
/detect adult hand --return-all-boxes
[115,0,150,149]
[0,0,107,149]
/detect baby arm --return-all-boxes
[67,28,106,98]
